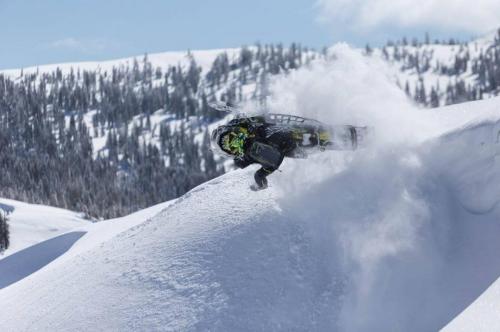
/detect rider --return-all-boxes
[211,117,298,189]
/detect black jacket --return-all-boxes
[234,123,297,179]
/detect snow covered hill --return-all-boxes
[0,42,319,219]
[0,48,241,78]
[0,198,90,258]
[0,197,172,290]
[443,277,500,331]
[1,44,499,331]
[0,92,499,331]
[375,29,500,108]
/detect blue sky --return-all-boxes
[0,0,491,70]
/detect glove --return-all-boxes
[253,168,269,189]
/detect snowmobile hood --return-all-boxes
[211,125,250,158]
[210,126,239,158]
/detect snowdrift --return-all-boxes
[0,96,500,331]
[0,198,90,258]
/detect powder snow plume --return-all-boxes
[267,43,440,146]
[262,44,500,331]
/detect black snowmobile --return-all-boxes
[210,109,370,190]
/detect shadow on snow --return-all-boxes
[0,231,86,289]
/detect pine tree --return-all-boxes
[0,211,9,253]
[430,87,440,108]
[405,81,411,97]
[365,44,373,56]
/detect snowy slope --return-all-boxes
[443,279,500,331]
[0,189,176,260]
[0,95,499,331]
[0,197,173,290]
[0,48,242,78]
[1,45,500,331]
[0,198,89,258]
[374,29,500,106]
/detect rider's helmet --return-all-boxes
[211,126,248,158]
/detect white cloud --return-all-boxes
[49,37,107,53]
[316,0,500,34]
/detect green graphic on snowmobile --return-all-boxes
[221,129,250,157]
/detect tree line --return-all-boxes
[372,29,500,107]
[0,42,314,232]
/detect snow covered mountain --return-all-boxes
[0,44,499,330]
[0,43,318,220]
[375,29,500,108]
[0,48,242,78]
[1,29,499,224]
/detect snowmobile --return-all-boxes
[210,103,371,190]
